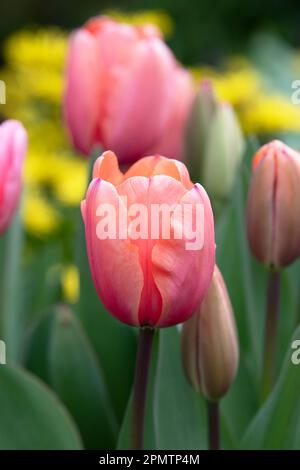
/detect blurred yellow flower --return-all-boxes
[62,265,80,304]
[105,9,174,37]
[23,190,60,237]
[4,28,67,69]
[242,94,300,134]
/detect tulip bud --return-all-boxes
[181,266,239,401]
[246,140,300,269]
[185,80,244,203]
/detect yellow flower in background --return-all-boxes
[242,94,300,134]
[105,9,174,37]
[1,27,87,237]
[23,190,60,237]
[4,28,67,69]
[62,265,80,304]
[2,21,300,240]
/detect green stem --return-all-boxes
[131,327,154,450]
[261,270,281,402]
[207,401,220,450]
[0,206,24,362]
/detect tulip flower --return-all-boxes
[81,150,215,449]
[246,140,300,400]
[64,16,194,163]
[181,265,238,450]
[247,139,300,269]
[0,120,27,234]
[81,150,215,328]
[185,80,244,207]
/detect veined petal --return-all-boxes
[152,183,215,327]
[83,178,143,326]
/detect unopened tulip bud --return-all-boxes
[246,140,300,269]
[185,80,244,203]
[181,266,239,401]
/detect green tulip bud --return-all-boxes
[185,80,244,206]
[181,265,239,401]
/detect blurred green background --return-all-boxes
[1,0,300,64]
[1,0,300,451]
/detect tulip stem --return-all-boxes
[207,401,220,450]
[261,270,281,402]
[131,327,154,450]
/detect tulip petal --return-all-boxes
[116,175,188,325]
[102,39,175,163]
[148,68,194,159]
[64,30,102,155]
[84,178,143,326]
[152,183,215,327]
[124,155,193,189]
[246,153,275,266]
[93,151,124,184]
[0,120,27,232]
[273,150,300,266]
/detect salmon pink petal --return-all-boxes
[116,175,188,325]
[102,39,175,163]
[152,183,215,327]
[149,68,194,159]
[273,150,300,266]
[124,155,193,189]
[64,30,102,155]
[84,178,143,326]
[93,150,124,184]
[246,155,275,265]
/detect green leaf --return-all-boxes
[48,305,118,449]
[0,364,82,449]
[240,324,300,449]
[25,308,55,383]
[76,217,137,422]
[154,327,207,450]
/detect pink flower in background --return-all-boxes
[64,16,194,163]
[81,151,215,327]
[0,120,27,234]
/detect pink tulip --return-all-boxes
[81,151,215,327]
[0,120,27,234]
[64,16,194,163]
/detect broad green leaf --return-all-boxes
[25,308,55,383]
[0,364,82,449]
[240,324,300,449]
[48,305,118,449]
[76,218,137,422]
[154,327,207,450]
